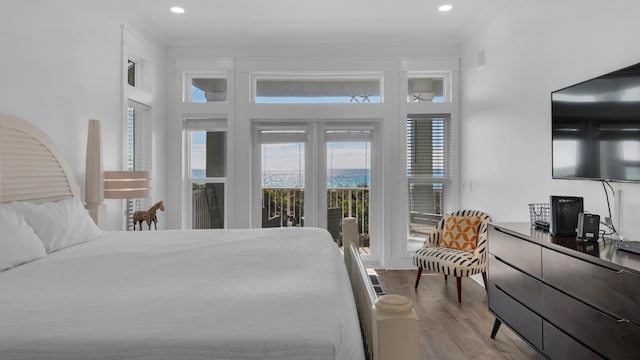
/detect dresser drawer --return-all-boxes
[542,247,640,325]
[489,226,542,278]
[543,321,603,360]
[489,254,542,313]
[542,283,640,360]
[488,281,542,351]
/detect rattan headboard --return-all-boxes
[0,112,80,203]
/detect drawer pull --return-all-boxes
[599,309,628,323]
[612,268,640,278]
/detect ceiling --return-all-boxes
[122,0,501,48]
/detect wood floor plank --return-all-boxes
[375,270,543,360]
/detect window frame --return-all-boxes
[121,26,156,231]
[184,117,228,229]
[124,101,152,230]
[406,114,453,249]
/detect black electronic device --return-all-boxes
[534,220,550,231]
[550,195,584,236]
[551,62,640,182]
[615,240,640,255]
[577,212,600,241]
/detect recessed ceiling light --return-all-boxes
[438,4,453,12]
[170,6,185,14]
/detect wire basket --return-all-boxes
[528,203,550,225]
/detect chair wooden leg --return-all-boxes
[444,274,448,282]
[456,277,462,303]
[414,267,423,289]
[482,272,488,292]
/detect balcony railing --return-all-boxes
[192,185,443,255]
[261,187,370,248]
[191,186,370,250]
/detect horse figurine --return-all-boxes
[132,201,165,231]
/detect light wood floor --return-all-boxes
[375,270,544,360]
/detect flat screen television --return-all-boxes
[552,62,640,182]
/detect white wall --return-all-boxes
[0,0,166,230]
[460,0,640,239]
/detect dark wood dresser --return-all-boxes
[488,222,640,359]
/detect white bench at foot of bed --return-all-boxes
[342,218,421,360]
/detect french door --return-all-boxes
[253,121,377,254]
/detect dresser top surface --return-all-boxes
[491,222,640,274]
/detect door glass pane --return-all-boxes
[327,142,370,251]
[261,143,305,227]
[192,183,224,229]
[191,78,227,103]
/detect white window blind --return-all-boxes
[407,114,452,233]
[127,101,152,230]
[324,128,373,142]
[128,101,152,172]
[183,117,227,131]
[258,128,308,144]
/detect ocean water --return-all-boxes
[192,168,370,188]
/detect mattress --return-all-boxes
[0,227,365,360]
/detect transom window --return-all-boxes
[253,74,382,103]
[407,72,450,103]
[186,75,228,103]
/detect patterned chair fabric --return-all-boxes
[412,210,491,302]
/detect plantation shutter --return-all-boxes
[407,114,452,226]
[324,128,373,142]
[127,101,152,230]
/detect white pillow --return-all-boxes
[9,198,102,253]
[0,206,46,271]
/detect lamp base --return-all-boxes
[85,203,106,229]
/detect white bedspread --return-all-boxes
[0,228,365,360]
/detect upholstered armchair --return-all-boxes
[412,210,492,303]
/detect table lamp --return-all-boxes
[104,171,151,230]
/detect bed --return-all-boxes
[0,112,419,360]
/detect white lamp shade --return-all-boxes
[85,119,103,205]
[104,171,151,199]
